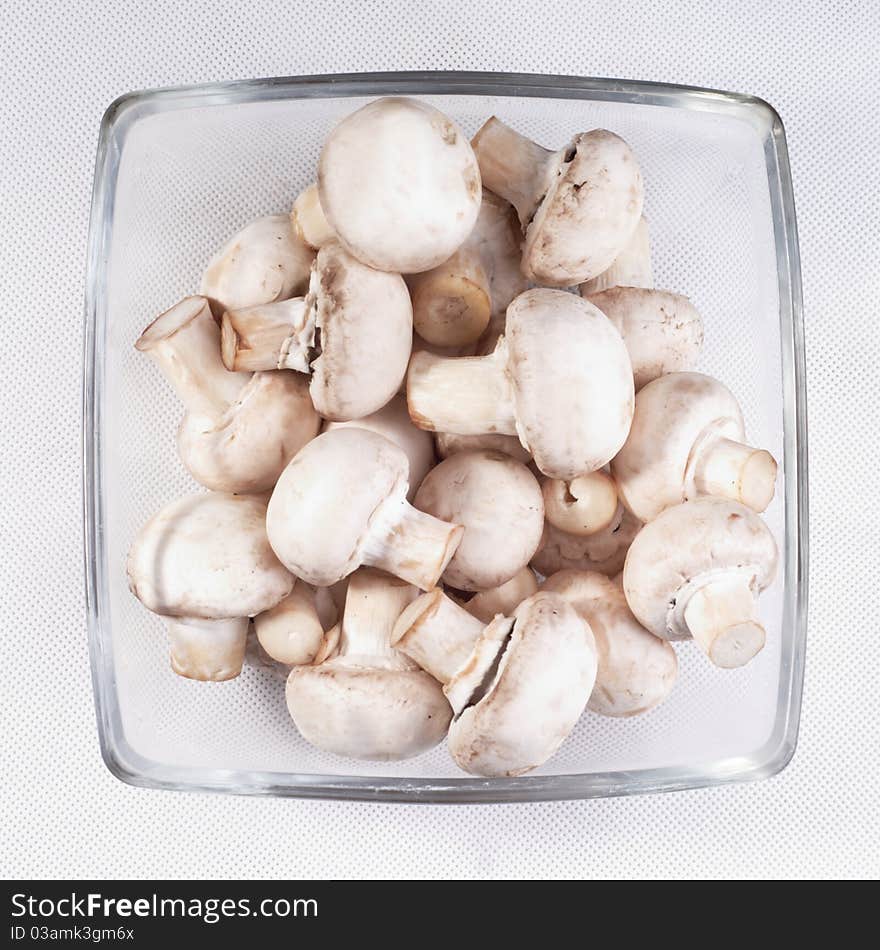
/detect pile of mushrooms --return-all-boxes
[127,96,780,777]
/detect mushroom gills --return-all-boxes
[448,617,516,716]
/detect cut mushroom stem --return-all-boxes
[167,616,249,682]
[291,183,334,250]
[692,437,779,513]
[221,297,314,373]
[542,471,619,536]
[407,249,491,347]
[682,574,766,669]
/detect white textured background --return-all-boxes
[1,0,878,879]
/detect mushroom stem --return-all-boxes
[136,297,250,420]
[683,575,766,668]
[693,437,778,512]
[166,616,249,682]
[220,297,316,373]
[392,589,485,683]
[542,471,619,536]
[291,183,334,250]
[406,339,518,435]
[339,569,418,661]
[471,117,557,226]
[361,500,464,591]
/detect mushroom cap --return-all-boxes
[199,214,314,313]
[266,428,408,586]
[318,97,481,273]
[523,130,644,286]
[286,661,451,760]
[127,493,292,620]
[542,570,678,717]
[531,506,642,577]
[309,243,413,420]
[622,497,778,640]
[434,431,531,465]
[414,450,544,591]
[448,591,597,777]
[324,394,435,501]
[470,189,529,314]
[506,289,634,479]
[585,287,704,390]
[612,372,746,522]
[179,370,320,493]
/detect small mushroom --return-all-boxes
[541,470,619,537]
[612,371,779,522]
[290,183,334,250]
[458,566,539,624]
[413,450,544,591]
[200,214,314,314]
[435,431,531,465]
[542,570,678,717]
[393,590,597,776]
[267,428,463,589]
[220,242,413,421]
[531,505,642,578]
[471,117,644,286]
[127,493,292,681]
[407,288,634,479]
[254,579,338,667]
[406,189,527,348]
[584,287,704,390]
[579,215,653,295]
[623,497,778,668]
[136,296,320,493]
[318,97,481,273]
[324,394,435,501]
[285,568,451,760]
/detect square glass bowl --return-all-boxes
[83,72,808,802]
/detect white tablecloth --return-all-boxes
[2,0,878,879]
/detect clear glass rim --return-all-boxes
[83,71,809,804]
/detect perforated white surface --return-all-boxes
[1,0,879,879]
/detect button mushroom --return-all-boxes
[413,449,544,591]
[542,570,678,717]
[541,470,620,537]
[392,589,597,776]
[200,214,314,314]
[612,371,779,522]
[583,287,704,390]
[323,394,435,502]
[135,296,320,493]
[531,505,642,578]
[254,579,338,667]
[622,497,778,668]
[318,97,481,273]
[127,493,292,681]
[579,214,653,296]
[407,288,634,479]
[285,568,452,760]
[290,183,334,250]
[267,428,463,589]
[457,566,539,624]
[471,117,644,286]
[220,242,413,421]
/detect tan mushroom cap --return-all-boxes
[461,567,539,624]
[318,97,481,273]
[542,570,678,717]
[254,580,327,667]
[531,505,642,578]
[414,450,544,591]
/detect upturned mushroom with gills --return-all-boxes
[612,371,779,522]
[471,117,644,286]
[407,288,634,480]
[392,590,597,777]
[285,569,451,760]
[623,497,778,669]
[127,493,293,681]
[267,428,463,589]
[579,215,654,296]
[542,570,678,717]
[220,242,413,421]
[318,97,481,273]
[135,296,320,494]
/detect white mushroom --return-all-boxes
[407,288,634,479]
[612,371,779,522]
[267,428,463,589]
[623,497,778,668]
[579,215,653,295]
[406,189,527,348]
[285,568,451,759]
[220,242,413,421]
[584,287,704,390]
[318,97,481,273]
[541,470,619,536]
[254,579,338,667]
[392,590,597,776]
[458,567,539,624]
[434,431,531,465]
[200,214,314,314]
[413,450,544,591]
[324,394,435,501]
[136,296,320,493]
[127,493,292,681]
[531,505,642,578]
[542,570,677,717]
[471,118,644,286]
[290,183,334,250]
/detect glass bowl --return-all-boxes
[83,71,808,802]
